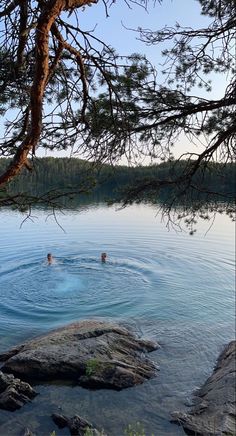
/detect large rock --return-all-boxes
[171,340,236,436]
[52,413,107,436]
[0,320,159,390]
[0,371,37,411]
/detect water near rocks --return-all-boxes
[0,204,234,435]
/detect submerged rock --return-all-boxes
[171,340,236,436]
[0,371,37,411]
[52,413,106,435]
[21,429,36,436]
[0,320,159,390]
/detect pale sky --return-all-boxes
[78,0,209,60]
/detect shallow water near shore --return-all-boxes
[0,204,235,435]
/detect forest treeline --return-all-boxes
[0,157,235,206]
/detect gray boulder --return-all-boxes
[0,320,159,390]
[52,413,107,435]
[0,371,37,411]
[171,340,236,435]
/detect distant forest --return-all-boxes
[0,157,235,206]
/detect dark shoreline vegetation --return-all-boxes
[0,157,235,210]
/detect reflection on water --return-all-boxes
[0,204,234,435]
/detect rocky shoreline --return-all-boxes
[0,320,235,435]
[171,340,236,435]
[0,372,37,412]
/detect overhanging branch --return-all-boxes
[0,0,98,187]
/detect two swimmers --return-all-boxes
[47,252,107,264]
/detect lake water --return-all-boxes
[0,204,235,435]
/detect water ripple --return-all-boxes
[0,205,234,435]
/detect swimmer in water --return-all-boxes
[47,253,53,265]
[101,252,107,263]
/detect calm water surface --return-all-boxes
[0,204,235,435]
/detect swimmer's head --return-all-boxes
[47,253,53,263]
[101,252,107,262]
